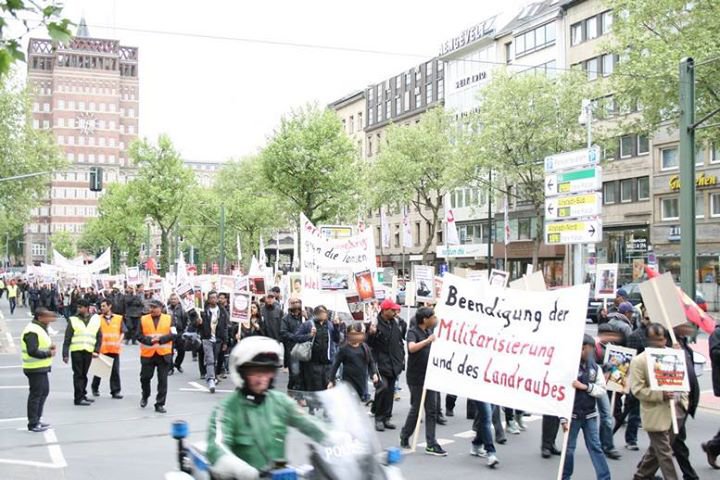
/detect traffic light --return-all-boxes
[89,166,103,192]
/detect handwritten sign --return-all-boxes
[300,213,376,272]
[424,274,589,418]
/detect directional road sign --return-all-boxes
[545,193,602,220]
[545,166,602,197]
[545,219,602,245]
[544,146,600,173]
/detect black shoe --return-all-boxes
[400,437,410,449]
[39,422,51,428]
[541,448,552,459]
[425,444,448,457]
[437,416,448,426]
[605,449,622,460]
[92,390,100,397]
[175,365,184,373]
[496,438,507,445]
[83,396,95,403]
[549,446,562,456]
[140,397,148,408]
[74,400,92,406]
[375,421,385,432]
[383,422,397,430]
[445,408,454,417]
[28,425,49,432]
[111,393,124,399]
[155,405,167,414]
[168,369,174,376]
[702,442,720,469]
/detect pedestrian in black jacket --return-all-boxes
[703,323,720,469]
[671,323,700,480]
[197,291,228,393]
[21,308,57,432]
[367,298,405,432]
[167,293,188,374]
[260,292,283,341]
[124,286,144,344]
[280,298,305,390]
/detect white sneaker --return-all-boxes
[516,417,527,431]
[487,454,499,468]
[208,379,216,394]
[470,444,487,457]
[506,421,520,435]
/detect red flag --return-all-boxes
[645,266,715,333]
[145,257,158,275]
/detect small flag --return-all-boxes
[444,195,459,245]
[380,208,390,249]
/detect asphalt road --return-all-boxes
[1,301,719,480]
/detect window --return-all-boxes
[31,243,47,257]
[586,58,599,80]
[376,105,381,122]
[697,193,705,219]
[58,100,65,109]
[586,16,598,40]
[518,218,531,240]
[571,23,583,45]
[604,182,617,204]
[505,42,512,63]
[348,116,354,134]
[711,193,720,217]
[437,79,444,99]
[602,54,614,76]
[601,11,613,33]
[637,135,649,155]
[414,222,421,247]
[661,147,679,170]
[661,197,679,220]
[404,91,410,112]
[713,143,720,163]
[426,61,433,76]
[415,91,421,108]
[696,145,705,166]
[637,177,650,200]
[620,179,633,202]
[367,137,373,157]
[385,101,391,119]
[426,83,433,104]
[515,22,556,57]
[395,97,401,115]
[357,112,362,130]
[620,135,634,158]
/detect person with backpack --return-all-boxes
[328,322,378,399]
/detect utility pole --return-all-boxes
[219,205,226,273]
[174,223,180,273]
[679,58,696,299]
[487,168,493,270]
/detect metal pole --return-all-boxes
[487,168,493,269]
[5,232,9,268]
[219,205,226,273]
[679,57,696,299]
[174,224,180,273]
[0,171,51,183]
[145,222,151,260]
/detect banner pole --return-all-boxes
[556,418,572,480]
[410,387,427,452]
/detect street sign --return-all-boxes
[545,166,602,197]
[544,146,600,173]
[545,193,602,220]
[545,219,602,245]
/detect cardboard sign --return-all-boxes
[509,271,547,292]
[413,265,435,302]
[288,273,303,299]
[604,345,636,393]
[88,354,114,380]
[424,273,589,418]
[645,347,690,392]
[639,272,686,330]
[595,264,618,299]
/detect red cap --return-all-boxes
[380,298,401,311]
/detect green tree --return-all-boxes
[372,107,462,259]
[260,105,361,225]
[129,135,196,274]
[0,1,73,76]
[50,230,75,259]
[607,0,720,142]
[462,70,594,267]
[77,182,145,272]
[0,72,65,263]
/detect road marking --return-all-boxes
[454,430,475,439]
[44,429,68,468]
[0,364,21,369]
[188,381,209,392]
[417,438,455,449]
[0,416,25,423]
[0,385,27,389]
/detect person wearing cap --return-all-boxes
[560,334,611,480]
[367,298,405,432]
[607,301,634,344]
[260,290,283,341]
[62,298,102,406]
[138,299,175,413]
[21,308,58,432]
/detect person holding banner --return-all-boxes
[90,299,126,399]
[630,323,684,480]
[398,307,446,457]
[560,334,611,480]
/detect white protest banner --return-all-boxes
[595,264,618,299]
[88,354,114,380]
[425,274,589,418]
[300,213,376,273]
[412,265,435,303]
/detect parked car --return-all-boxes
[587,297,604,323]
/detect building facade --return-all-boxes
[328,90,366,160]
[25,24,139,265]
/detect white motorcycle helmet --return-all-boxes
[229,336,284,389]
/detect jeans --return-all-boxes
[63,305,71,321]
[492,405,506,442]
[562,416,611,480]
[401,385,437,445]
[625,394,641,445]
[9,296,16,315]
[288,357,303,391]
[202,339,221,381]
[471,401,496,454]
[596,392,616,452]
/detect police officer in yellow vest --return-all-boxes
[62,298,102,406]
[138,299,175,413]
[91,298,126,399]
[21,307,57,432]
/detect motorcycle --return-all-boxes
[165,384,405,480]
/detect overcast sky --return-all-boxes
[19,0,534,163]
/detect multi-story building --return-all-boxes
[328,90,365,160]
[25,20,139,265]
[362,58,445,272]
[185,160,224,188]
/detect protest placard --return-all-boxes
[354,269,375,302]
[604,345,636,393]
[645,347,690,392]
[126,266,140,285]
[404,281,416,307]
[320,270,350,290]
[231,291,250,325]
[249,276,266,295]
[639,272,686,334]
[488,269,509,288]
[218,275,235,294]
[176,282,196,313]
[412,265,435,303]
[424,274,589,418]
[595,264,618,299]
[288,273,303,299]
